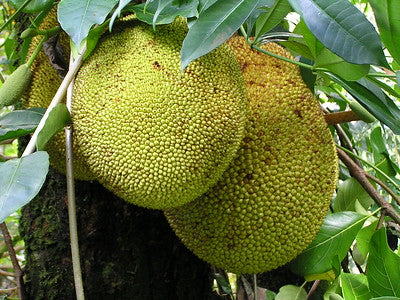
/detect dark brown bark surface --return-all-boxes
[20,169,220,300]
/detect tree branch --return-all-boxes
[337,148,400,224]
[364,172,400,206]
[324,111,360,125]
[0,223,26,300]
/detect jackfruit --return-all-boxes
[22,9,95,180]
[0,64,32,108]
[164,36,339,274]
[71,19,247,209]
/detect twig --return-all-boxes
[253,274,258,300]
[337,148,400,224]
[0,268,15,277]
[365,172,400,206]
[377,210,386,230]
[65,54,85,300]
[324,111,360,125]
[22,44,87,157]
[0,154,17,161]
[306,280,320,300]
[0,287,17,294]
[0,223,26,300]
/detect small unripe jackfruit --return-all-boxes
[0,64,31,108]
[165,37,339,274]
[22,9,95,181]
[71,19,247,209]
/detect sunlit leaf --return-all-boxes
[131,0,197,25]
[58,0,118,48]
[288,0,388,67]
[367,228,400,297]
[355,220,378,259]
[275,285,307,300]
[340,273,372,300]
[181,0,262,69]
[36,103,71,151]
[254,0,291,42]
[290,212,367,276]
[0,108,45,142]
[0,152,49,223]
[333,178,373,212]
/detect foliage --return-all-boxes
[0,0,400,298]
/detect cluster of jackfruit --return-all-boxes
[165,36,338,274]
[22,9,95,181]
[24,11,338,274]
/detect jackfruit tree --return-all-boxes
[1,0,400,299]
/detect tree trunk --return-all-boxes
[19,169,220,300]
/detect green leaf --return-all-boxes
[370,298,400,300]
[254,0,291,42]
[355,220,378,259]
[275,285,307,300]
[180,0,261,69]
[297,19,324,59]
[290,212,367,276]
[333,178,373,213]
[367,228,400,297]
[315,48,369,81]
[340,273,372,300]
[198,0,218,14]
[396,72,400,87]
[328,74,400,134]
[110,0,132,29]
[0,108,45,142]
[287,0,388,67]
[131,0,197,25]
[36,103,71,151]
[214,273,232,295]
[58,0,118,48]
[369,0,400,65]
[10,0,53,12]
[0,151,49,223]
[323,277,342,300]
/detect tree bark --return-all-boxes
[19,169,220,300]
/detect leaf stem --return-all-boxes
[26,35,47,68]
[65,54,85,300]
[22,44,87,157]
[0,0,33,33]
[253,274,258,300]
[0,223,26,300]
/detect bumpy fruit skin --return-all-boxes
[22,9,95,181]
[0,64,32,108]
[71,19,247,209]
[165,36,339,274]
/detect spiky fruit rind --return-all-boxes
[71,20,247,209]
[22,9,95,181]
[165,37,339,274]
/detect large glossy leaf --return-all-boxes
[340,273,372,300]
[369,0,400,65]
[275,285,307,300]
[333,178,373,213]
[367,228,400,297]
[254,0,291,42]
[10,0,53,12]
[297,19,323,59]
[328,74,400,134]
[180,0,261,69]
[0,151,49,223]
[130,0,197,26]
[290,212,367,276]
[36,103,71,151]
[288,0,388,67]
[58,0,118,48]
[198,0,218,14]
[0,108,45,142]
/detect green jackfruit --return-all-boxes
[165,36,339,274]
[71,19,247,209]
[0,64,32,108]
[22,9,95,181]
